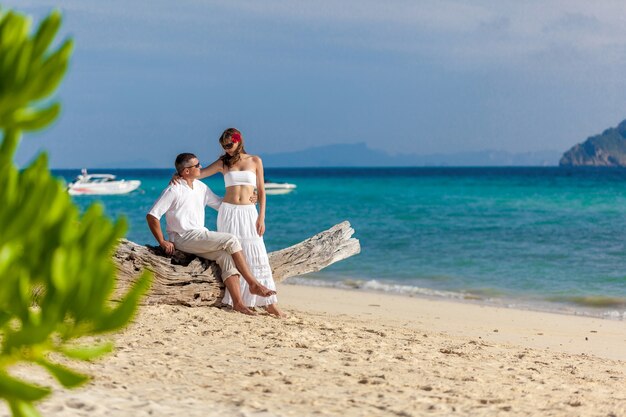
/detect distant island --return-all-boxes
[560,120,626,167]
[262,143,560,167]
[61,143,561,169]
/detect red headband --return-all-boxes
[231,132,241,143]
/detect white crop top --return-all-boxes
[224,170,256,187]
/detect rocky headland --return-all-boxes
[560,119,626,166]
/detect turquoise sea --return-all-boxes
[55,167,626,320]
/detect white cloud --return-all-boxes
[213,0,626,71]
[6,0,626,77]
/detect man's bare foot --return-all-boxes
[249,283,276,297]
[233,304,256,315]
[265,303,287,318]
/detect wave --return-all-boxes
[287,277,626,320]
[288,277,479,299]
[546,295,626,309]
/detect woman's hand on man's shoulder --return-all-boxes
[169,173,184,186]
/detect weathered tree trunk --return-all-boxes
[113,221,360,306]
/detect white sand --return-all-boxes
[4,284,625,417]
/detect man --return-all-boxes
[146,152,276,315]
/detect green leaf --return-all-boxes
[36,359,89,388]
[0,8,151,417]
[14,37,32,86]
[50,247,68,294]
[59,342,113,360]
[9,400,43,417]
[1,16,29,88]
[0,244,15,277]
[12,103,60,131]
[1,12,29,48]
[27,39,73,101]
[0,129,20,163]
[3,322,55,350]
[0,311,11,328]
[41,178,68,227]
[95,271,152,333]
[31,10,61,60]
[0,372,50,401]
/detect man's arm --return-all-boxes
[146,214,175,255]
[146,186,177,255]
[204,186,224,211]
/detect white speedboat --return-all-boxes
[264,180,296,195]
[68,169,141,195]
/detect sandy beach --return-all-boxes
[6,284,626,417]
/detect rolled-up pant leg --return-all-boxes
[172,229,242,282]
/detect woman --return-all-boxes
[192,128,285,317]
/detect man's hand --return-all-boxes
[249,190,258,204]
[160,240,175,255]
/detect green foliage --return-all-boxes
[0,8,152,417]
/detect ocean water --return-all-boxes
[54,167,626,319]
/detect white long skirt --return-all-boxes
[218,202,278,307]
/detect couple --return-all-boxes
[146,128,285,317]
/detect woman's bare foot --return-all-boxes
[249,283,276,297]
[232,303,256,315]
[265,303,287,318]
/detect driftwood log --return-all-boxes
[113,221,360,306]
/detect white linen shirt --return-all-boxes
[148,180,222,239]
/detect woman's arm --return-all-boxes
[255,156,266,236]
[170,158,223,185]
[198,159,223,179]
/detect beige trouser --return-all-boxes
[171,228,242,281]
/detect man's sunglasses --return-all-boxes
[185,162,201,169]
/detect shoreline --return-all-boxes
[288,276,626,322]
[280,283,626,361]
[6,282,625,417]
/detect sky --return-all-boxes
[7,0,626,168]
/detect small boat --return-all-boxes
[264,179,296,195]
[68,169,141,195]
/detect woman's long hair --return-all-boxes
[219,128,247,168]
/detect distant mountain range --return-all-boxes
[261,143,560,167]
[80,143,560,169]
[560,119,626,167]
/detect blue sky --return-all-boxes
[8,0,626,168]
